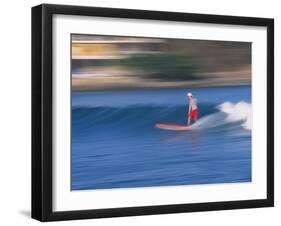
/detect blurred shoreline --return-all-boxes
[72,68,251,92]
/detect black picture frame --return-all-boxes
[32,4,274,222]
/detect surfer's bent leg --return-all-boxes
[194,109,199,121]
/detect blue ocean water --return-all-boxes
[71,86,251,190]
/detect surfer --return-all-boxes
[154,92,199,131]
[187,92,199,125]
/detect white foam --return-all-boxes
[218,101,252,130]
[191,101,252,131]
[191,112,226,129]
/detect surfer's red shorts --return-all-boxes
[189,108,199,120]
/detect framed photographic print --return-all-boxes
[32,4,274,221]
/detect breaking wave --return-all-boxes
[192,101,251,131]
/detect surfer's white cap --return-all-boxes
[187,92,193,97]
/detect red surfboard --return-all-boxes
[155,123,192,131]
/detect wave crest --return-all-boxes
[192,101,251,131]
[218,101,252,130]
[72,101,252,133]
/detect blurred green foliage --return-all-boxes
[120,54,198,81]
